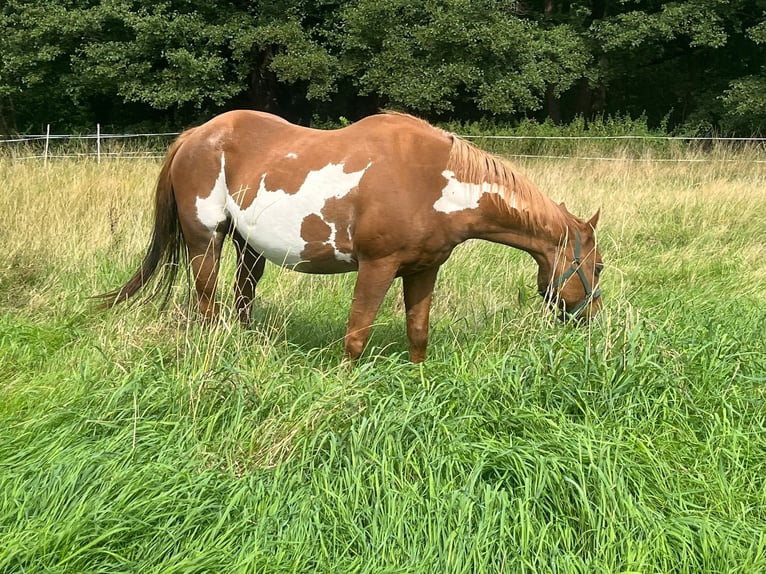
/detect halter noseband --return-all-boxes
[544,230,601,320]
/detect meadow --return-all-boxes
[1,143,765,573]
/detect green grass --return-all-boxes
[1,153,765,573]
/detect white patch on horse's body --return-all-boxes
[336,228,355,263]
[195,154,230,230]
[195,153,369,269]
[433,170,505,214]
[327,222,355,263]
[285,152,298,159]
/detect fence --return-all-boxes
[2,124,765,163]
[0,124,181,163]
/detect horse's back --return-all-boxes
[187,109,451,160]
[174,110,454,202]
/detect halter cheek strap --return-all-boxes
[552,231,601,319]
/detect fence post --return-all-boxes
[97,123,101,163]
[44,124,50,166]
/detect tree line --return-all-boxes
[1,0,764,135]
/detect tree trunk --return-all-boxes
[0,97,16,137]
[543,0,561,122]
[546,87,562,123]
[544,0,555,16]
[248,48,282,115]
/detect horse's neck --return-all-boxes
[443,138,572,256]
[471,174,571,257]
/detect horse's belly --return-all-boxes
[236,210,358,273]
[230,174,359,273]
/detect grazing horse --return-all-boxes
[97,110,603,362]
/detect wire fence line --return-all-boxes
[0,132,181,143]
[7,133,766,143]
[461,134,766,141]
[2,124,765,163]
[504,153,766,163]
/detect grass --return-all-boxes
[1,149,765,573]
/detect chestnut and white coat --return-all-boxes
[98,110,603,362]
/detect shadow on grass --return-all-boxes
[243,298,410,361]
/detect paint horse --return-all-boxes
[98,111,603,362]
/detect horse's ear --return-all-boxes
[559,202,571,214]
[588,209,601,229]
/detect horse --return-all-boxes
[97,110,603,362]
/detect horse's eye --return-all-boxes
[595,263,604,276]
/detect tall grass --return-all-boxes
[1,150,765,573]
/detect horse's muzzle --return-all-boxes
[539,288,602,324]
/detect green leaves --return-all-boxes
[69,2,251,109]
[1,0,765,133]
[721,76,766,132]
[592,1,729,51]
[251,19,339,101]
[340,0,589,115]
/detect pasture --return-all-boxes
[1,147,765,572]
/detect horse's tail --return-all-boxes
[95,128,197,309]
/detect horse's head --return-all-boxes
[538,210,603,322]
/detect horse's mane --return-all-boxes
[377,112,574,233]
[445,135,571,234]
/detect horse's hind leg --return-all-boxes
[186,229,225,322]
[231,232,265,325]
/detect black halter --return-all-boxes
[543,230,601,319]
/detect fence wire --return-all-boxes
[2,128,765,163]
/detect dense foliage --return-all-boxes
[1,0,765,134]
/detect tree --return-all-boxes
[337,0,590,118]
[1,0,764,134]
[0,0,346,130]
[0,0,95,132]
[721,12,766,133]
[587,0,766,132]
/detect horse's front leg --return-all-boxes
[402,266,440,363]
[344,259,398,361]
